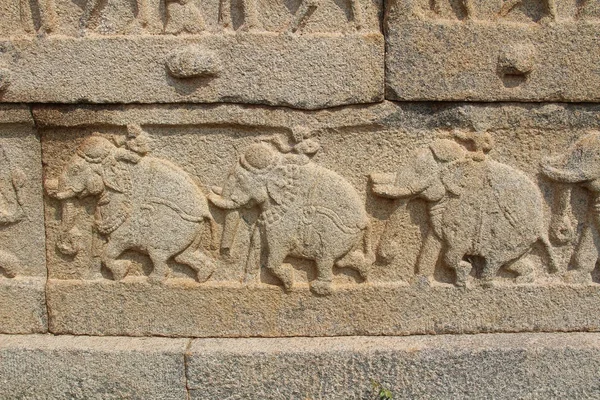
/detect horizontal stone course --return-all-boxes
[2,333,599,399]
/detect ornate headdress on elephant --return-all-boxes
[75,136,134,235]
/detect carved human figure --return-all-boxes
[209,140,374,295]
[19,0,57,33]
[45,132,215,283]
[541,131,600,283]
[0,145,26,278]
[371,132,557,287]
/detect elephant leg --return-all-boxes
[266,245,293,291]
[443,245,471,288]
[102,239,131,281]
[147,247,172,284]
[415,229,443,284]
[506,258,535,284]
[175,249,215,283]
[311,257,335,296]
[567,222,597,284]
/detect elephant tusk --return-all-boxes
[208,192,239,209]
[54,189,78,200]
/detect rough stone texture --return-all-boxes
[37,102,600,337]
[0,0,383,109]
[0,105,47,334]
[0,334,189,400]
[188,333,600,399]
[386,1,600,102]
[1,333,599,399]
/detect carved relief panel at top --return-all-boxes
[0,0,383,108]
[37,102,600,338]
[386,0,600,102]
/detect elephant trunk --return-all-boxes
[541,155,588,184]
[56,198,82,256]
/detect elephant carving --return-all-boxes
[541,131,600,283]
[371,132,557,287]
[0,145,27,278]
[45,132,215,283]
[209,140,374,295]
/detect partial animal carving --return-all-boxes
[80,0,205,34]
[0,145,26,278]
[209,138,374,295]
[45,129,215,283]
[219,0,262,31]
[20,0,57,33]
[418,0,556,20]
[541,131,600,283]
[371,132,557,287]
[497,0,556,20]
[288,0,364,32]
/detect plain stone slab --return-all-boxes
[386,15,600,102]
[0,277,46,334]
[0,106,47,334]
[187,333,600,399]
[46,280,600,337]
[0,334,189,400]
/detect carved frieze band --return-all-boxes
[38,104,600,294]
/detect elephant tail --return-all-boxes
[362,221,375,265]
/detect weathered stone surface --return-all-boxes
[0,105,46,334]
[36,102,600,337]
[0,334,189,400]
[187,333,600,399]
[386,1,600,102]
[0,0,383,108]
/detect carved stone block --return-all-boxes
[38,102,600,337]
[386,0,600,101]
[0,0,383,109]
[0,106,46,334]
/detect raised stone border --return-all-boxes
[1,333,599,399]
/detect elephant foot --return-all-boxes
[564,270,593,285]
[270,265,294,292]
[148,272,168,285]
[1,268,16,278]
[107,260,131,281]
[480,278,497,289]
[413,274,433,288]
[454,261,472,288]
[337,251,371,280]
[310,279,333,296]
[196,261,215,283]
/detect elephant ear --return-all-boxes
[266,165,299,206]
[102,159,131,193]
[440,163,464,196]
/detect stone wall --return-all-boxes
[0,0,599,397]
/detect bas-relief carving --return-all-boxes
[43,122,600,293]
[0,145,27,279]
[541,131,600,284]
[372,132,557,287]
[208,138,374,295]
[406,0,598,21]
[45,126,215,283]
[9,0,374,36]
